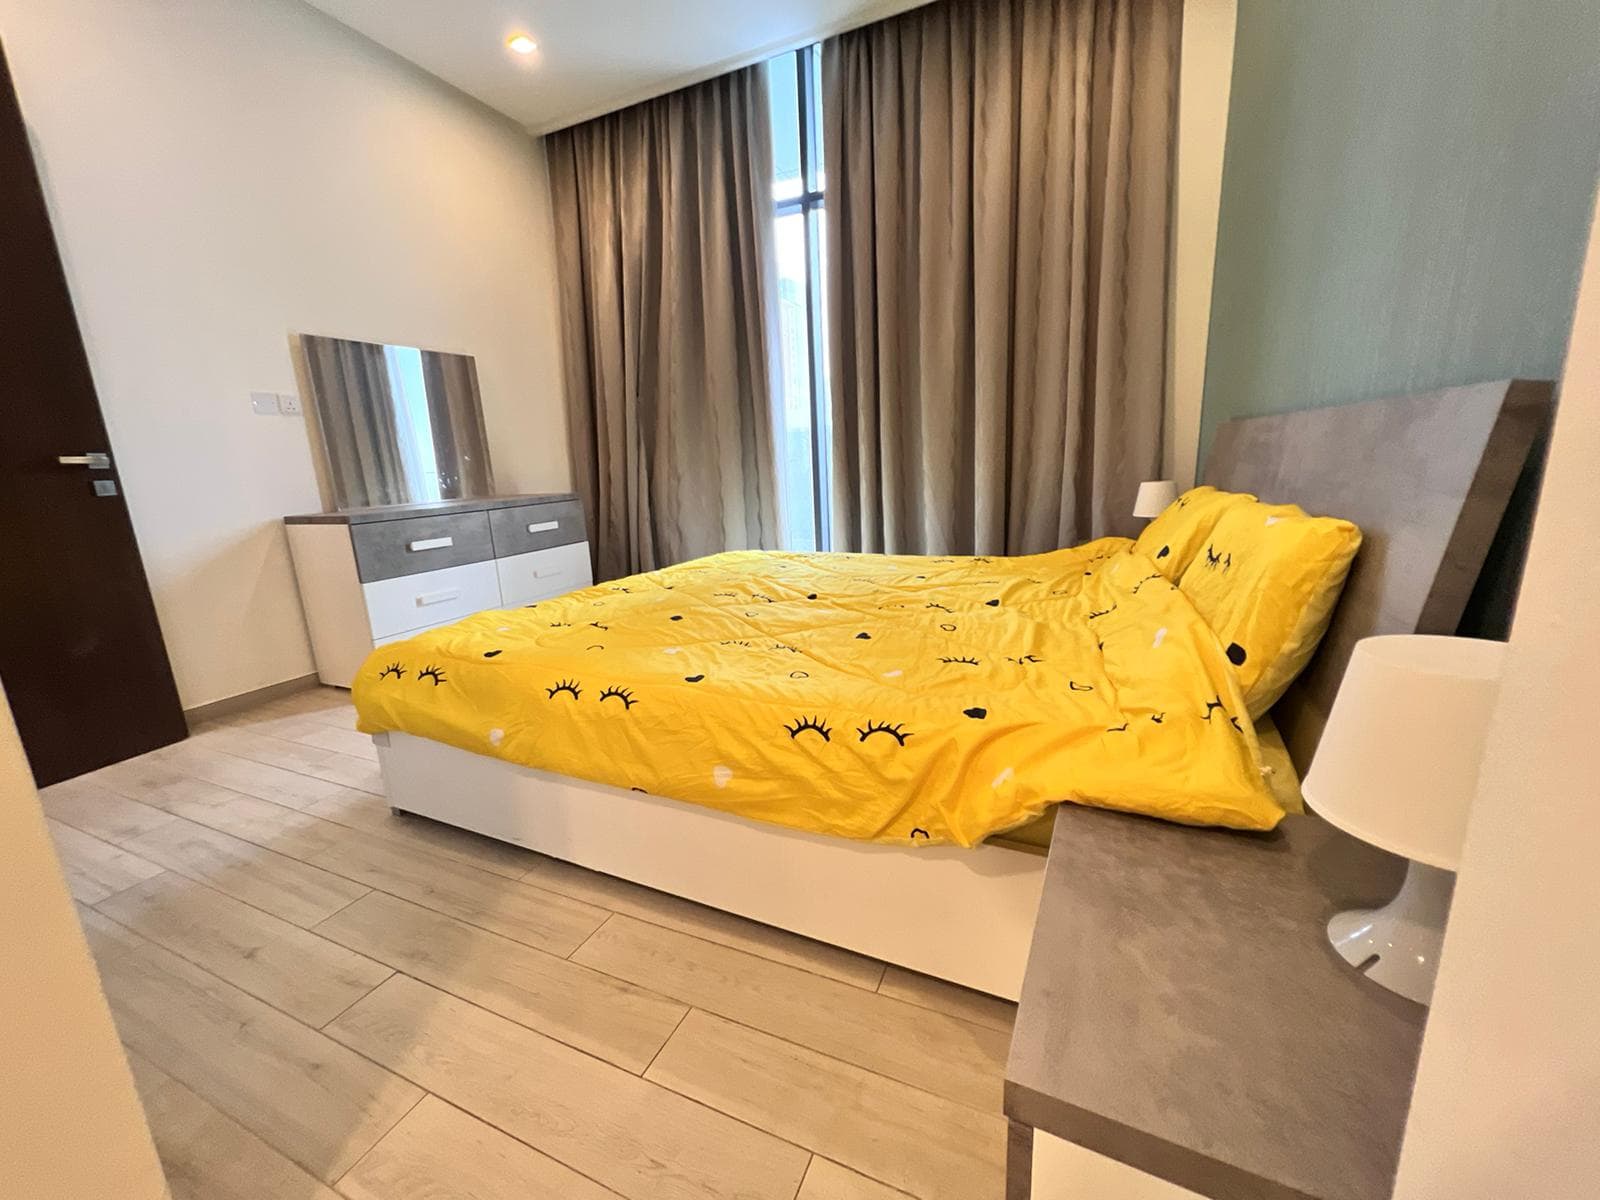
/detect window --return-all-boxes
[767,46,832,551]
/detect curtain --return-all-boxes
[300,335,409,509]
[823,0,1180,554]
[548,67,782,581]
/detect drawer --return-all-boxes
[351,510,494,583]
[363,559,502,639]
[488,499,586,558]
[496,542,593,607]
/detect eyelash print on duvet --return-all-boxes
[1131,574,1163,594]
[1068,680,1094,691]
[598,685,637,709]
[785,715,832,742]
[940,655,980,665]
[546,679,581,700]
[378,663,406,680]
[1087,603,1118,620]
[417,665,446,686]
[857,720,912,745]
[1006,654,1042,665]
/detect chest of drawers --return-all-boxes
[285,494,592,687]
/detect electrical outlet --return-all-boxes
[250,390,279,416]
[277,392,303,415]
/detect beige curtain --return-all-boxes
[823,0,1180,553]
[548,67,782,580]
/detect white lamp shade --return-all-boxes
[1133,479,1178,518]
[1302,635,1506,869]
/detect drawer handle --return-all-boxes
[415,588,462,607]
[527,520,560,534]
[408,536,454,552]
[534,567,567,579]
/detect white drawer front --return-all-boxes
[496,542,593,607]
[363,558,502,639]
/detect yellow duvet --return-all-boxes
[353,543,1286,846]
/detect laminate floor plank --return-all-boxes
[799,1158,917,1200]
[124,816,369,928]
[338,1094,624,1200]
[305,788,532,880]
[81,909,421,1184]
[647,1010,1006,1200]
[99,873,392,1027]
[191,726,385,795]
[877,966,1018,1034]
[127,1052,344,1200]
[520,851,887,991]
[298,824,608,957]
[46,819,164,905]
[112,775,340,861]
[156,741,350,809]
[316,892,684,1071]
[574,914,1009,1111]
[39,777,177,843]
[327,974,810,1200]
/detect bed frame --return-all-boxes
[380,380,1550,999]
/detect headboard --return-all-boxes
[1202,378,1552,769]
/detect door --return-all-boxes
[0,41,187,785]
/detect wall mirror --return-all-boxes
[296,333,494,510]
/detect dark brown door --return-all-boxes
[0,41,187,785]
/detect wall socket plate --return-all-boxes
[277,392,302,415]
[249,390,279,416]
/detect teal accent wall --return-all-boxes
[1200,0,1600,459]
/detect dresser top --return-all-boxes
[1005,806,1427,1200]
[284,493,578,525]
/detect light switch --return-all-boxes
[250,390,279,416]
[277,392,302,415]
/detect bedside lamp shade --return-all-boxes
[1303,635,1506,870]
[1132,480,1178,518]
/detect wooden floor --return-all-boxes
[45,687,1015,1200]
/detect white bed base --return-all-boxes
[375,731,1048,1000]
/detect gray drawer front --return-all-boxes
[489,499,586,557]
[351,511,494,582]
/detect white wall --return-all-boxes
[1393,187,1600,1197]
[0,0,567,709]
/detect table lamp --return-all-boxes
[1133,480,1178,519]
[1301,634,1506,1004]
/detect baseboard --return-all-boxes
[183,673,322,727]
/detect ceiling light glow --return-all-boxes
[507,33,538,55]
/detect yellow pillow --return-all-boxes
[1133,486,1257,579]
[1178,500,1362,718]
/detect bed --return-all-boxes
[364,380,1548,999]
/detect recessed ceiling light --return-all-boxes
[506,33,538,55]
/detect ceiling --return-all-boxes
[303,0,930,134]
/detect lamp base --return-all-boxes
[1327,859,1455,1005]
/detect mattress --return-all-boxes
[353,545,1288,847]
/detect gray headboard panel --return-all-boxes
[1201,378,1552,768]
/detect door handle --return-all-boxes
[58,452,111,469]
